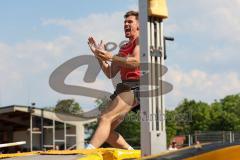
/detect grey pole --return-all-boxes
[139,0,168,156]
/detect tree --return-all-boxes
[95,96,110,112]
[209,94,240,131]
[220,94,240,117]
[174,99,211,134]
[54,99,83,115]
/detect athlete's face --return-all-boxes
[124,16,139,39]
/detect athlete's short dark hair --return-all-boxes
[124,11,139,20]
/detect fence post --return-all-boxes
[229,131,232,143]
[188,134,191,146]
[195,132,197,143]
[232,132,235,143]
[222,131,225,144]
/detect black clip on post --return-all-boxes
[164,36,174,60]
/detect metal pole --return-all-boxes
[40,109,44,150]
[232,132,235,143]
[139,0,168,156]
[53,120,55,149]
[188,134,191,146]
[30,113,33,151]
[0,141,26,148]
[230,131,232,143]
[64,123,67,150]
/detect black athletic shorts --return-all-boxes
[110,80,140,113]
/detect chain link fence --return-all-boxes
[172,131,240,147]
[176,131,240,147]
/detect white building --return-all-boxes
[0,105,96,152]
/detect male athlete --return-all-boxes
[87,10,140,150]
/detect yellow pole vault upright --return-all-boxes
[139,0,169,156]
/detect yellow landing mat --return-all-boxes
[0,148,141,160]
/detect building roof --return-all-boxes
[0,105,96,126]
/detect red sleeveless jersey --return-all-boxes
[118,39,140,80]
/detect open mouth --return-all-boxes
[125,27,131,33]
